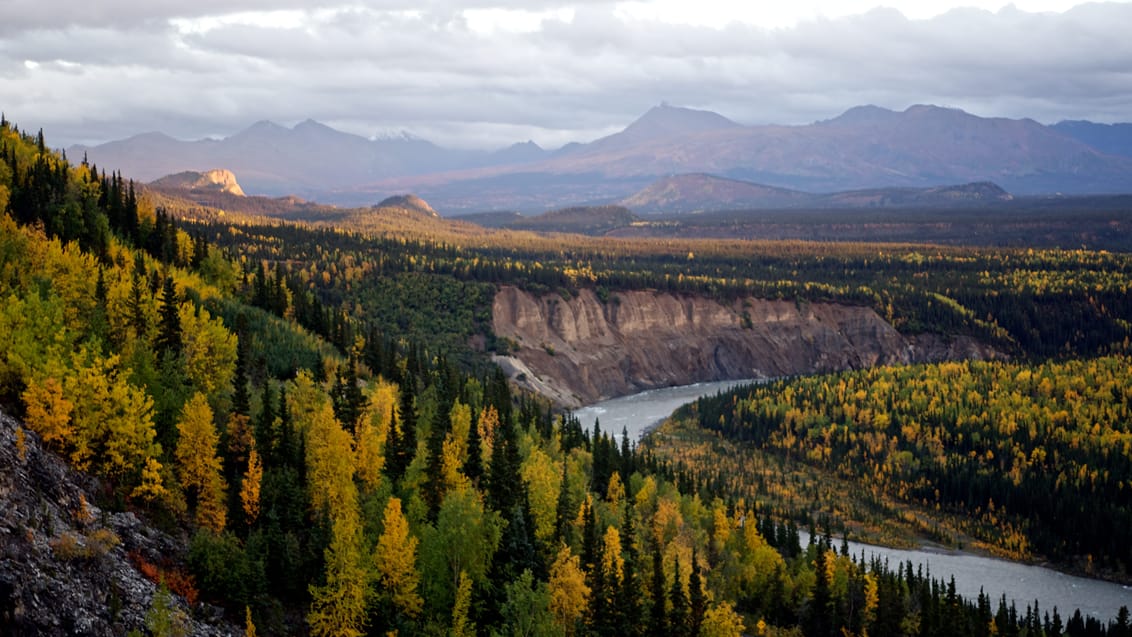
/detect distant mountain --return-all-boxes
[1052,120,1132,159]
[620,173,811,213]
[451,210,524,228]
[619,174,1013,213]
[819,181,1014,208]
[543,104,1132,192]
[73,120,481,200]
[379,104,1132,210]
[463,205,639,235]
[488,141,549,166]
[74,104,1132,212]
[589,103,741,150]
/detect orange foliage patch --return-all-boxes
[128,550,199,606]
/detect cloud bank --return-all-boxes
[2,1,1130,148]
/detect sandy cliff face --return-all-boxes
[492,286,997,407]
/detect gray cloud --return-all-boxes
[3,2,1131,149]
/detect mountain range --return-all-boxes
[72,104,1132,213]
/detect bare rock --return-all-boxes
[0,410,238,636]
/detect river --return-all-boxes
[574,381,1132,622]
[574,379,758,442]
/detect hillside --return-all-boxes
[1053,120,1132,159]
[619,174,1013,214]
[619,173,811,213]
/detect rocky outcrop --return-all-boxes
[150,169,246,196]
[0,410,238,636]
[492,286,999,407]
[376,194,439,217]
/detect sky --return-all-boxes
[2,1,1131,149]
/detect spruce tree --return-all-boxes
[487,412,521,515]
[384,410,403,483]
[155,275,182,359]
[255,382,275,464]
[463,408,483,486]
[618,503,643,637]
[669,558,688,637]
[649,543,668,637]
[554,460,573,545]
[688,548,706,637]
[396,382,417,480]
[232,333,251,417]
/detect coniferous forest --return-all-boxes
[2,118,1131,636]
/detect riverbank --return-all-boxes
[578,380,1132,597]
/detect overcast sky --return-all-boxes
[3,1,1130,149]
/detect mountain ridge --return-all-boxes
[71,105,1132,212]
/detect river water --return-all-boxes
[574,379,758,442]
[574,381,1132,621]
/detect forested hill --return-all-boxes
[670,358,1132,575]
[3,118,1132,636]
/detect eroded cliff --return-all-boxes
[492,286,998,407]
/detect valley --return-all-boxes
[3,115,1132,637]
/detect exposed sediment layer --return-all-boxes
[492,286,997,407]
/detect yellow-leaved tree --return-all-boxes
[304,399,358,518]
[179,302,236,403]
[520,446,561,547]
[701,601,746,637]
[601,526,625,591]
[374,497,423,618]
[300,376,371,637]
[240,449,263,525]
[440,401,473,493]
[309,509,369,637]
[21,376,74,451]
[62,347,163,495]
[355,380,396,492]
[548,544,590,637]
[174,392,227,532]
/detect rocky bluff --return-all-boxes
[0,411,237,636]
[492,286,997,407]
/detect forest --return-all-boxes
[2,116,1131,636]
[658,357,1132,574]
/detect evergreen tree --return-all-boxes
[588,535,609,637]
[394,381,417,482]
[463,408,483,486]
[424,386,452,519]
[620,425,633,479]
[581,498,597,573]
[669,558,689,637]
[232,332,251,417]
[255,382,275,464]
[384,410,404,483]
[649,543,668,637]
[155,275,182,359]
[689,548,706,637]
[487,411,522,515]
[618,503,643,637]
[555,460,574,545]
[806,549,832,637]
